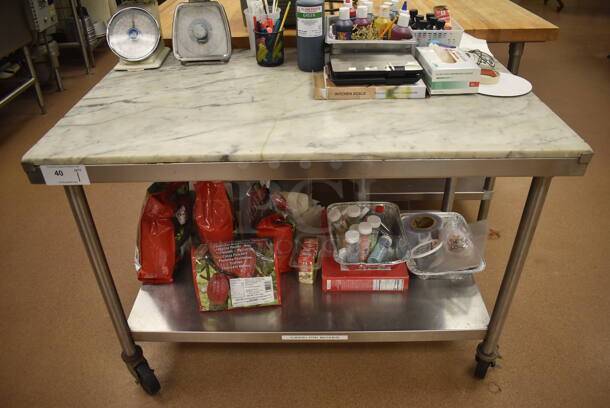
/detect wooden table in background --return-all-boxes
[159,0,558,74]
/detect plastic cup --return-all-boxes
[255,29,285,67]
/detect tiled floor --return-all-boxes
[0,1,608,406]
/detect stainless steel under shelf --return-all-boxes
[128,261,490,343]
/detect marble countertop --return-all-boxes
[22,49,592,166]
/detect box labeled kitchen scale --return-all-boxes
[416,46,481,94]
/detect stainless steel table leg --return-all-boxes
[441,177,457,211]
[22,45,45,114]
[64,186,160,394]
[43,31,64,92]
[69,0,92,75]
[475,176,552,378]
[507,42,525,75]
[477,177,496,221]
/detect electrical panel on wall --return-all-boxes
[24,0,58,32]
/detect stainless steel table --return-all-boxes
[21,51,593,394]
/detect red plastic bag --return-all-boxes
[137,182,190,283]
[194,181,234,243]
[256,213,294,273]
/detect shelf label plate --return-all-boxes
[281,335,349,341]
[41,165,90,185]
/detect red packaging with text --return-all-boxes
[322,255,409,293]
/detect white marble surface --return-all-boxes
[22,49,591,166]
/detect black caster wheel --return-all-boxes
[474,360,493,379]
[135,362,161,395]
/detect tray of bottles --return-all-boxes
[326,201,409,270]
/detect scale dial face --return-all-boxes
[107,7,160,62]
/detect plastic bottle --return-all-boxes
[362,1,374,20]
[374,5,392,38]
[390,12,413,40]
[335,7,353,40]
[353,5,372,29]
[345,230,360,263]
[390,0,400,20]
[296,0,325,72]
[368,234,392,263]
[346,204,362,225]
[328,207,348,246]
[367,215,382,249]
[358,222,373,262]
[343,0,356,18]
[427,16,437,30]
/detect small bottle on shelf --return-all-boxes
[335,7,354,40]
[390,12,413,40]
[354,5,372,28]
[345,230,360,263]
[374,5,392,39]
[358,222,373,262]
[343,0,356,18]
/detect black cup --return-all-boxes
[254,29,285,67]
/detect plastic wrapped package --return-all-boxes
[194,181,234,243]
[256,213,294,273]
[136,182,191,283]
[191,239,281,312]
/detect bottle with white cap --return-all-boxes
[390,0,400,20]
[374,5,392,39]
[358,222,373,262]
[344,230,360,263]
[346,204,362,225]
[343,0,356,18]
[328,207,348,246]
[367,214,382,249]
[368,234,392,263]
[335,6,354,40]
[365,1,374,20]
[354,5,372,28]
[390,12,413,40]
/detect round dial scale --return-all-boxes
[107,7,161,62]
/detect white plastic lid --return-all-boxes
[346,205,361,218]
[349,224,360,231]
[345,230,360,244]
[397,12,410,27]
[380,5,390,19]
[359,222,373,235]
[339,6,350,20]
[367,215,381,228]
[328,207,342,222]
[366,1,374,14]
[356,5,367,19]
[391,0,399,10]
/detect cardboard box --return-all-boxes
[313,67,427,100]
[322,254,409,292]
[415,46,481,94]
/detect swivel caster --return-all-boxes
[135,361,161,395]
[474,359,494,379]
[122,345,161,395]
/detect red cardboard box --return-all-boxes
[322,255,409,293]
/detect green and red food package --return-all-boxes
[191,239,281,312]
[136,182,191,283]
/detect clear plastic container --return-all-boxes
[401,212,486,279]
[327,201,409,268]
